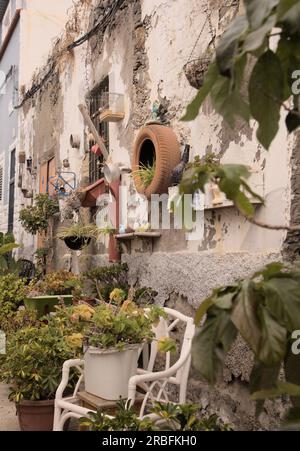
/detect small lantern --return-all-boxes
[26,156,33,172]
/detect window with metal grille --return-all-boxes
[88,77,109,184]
[0,166,3,202]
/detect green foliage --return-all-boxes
[132,162,156,188]
[84,264,129,301]
[0,309,38,336]
[56,223,111,241]
[192,262,300,415]
[0,275,27,331]
[19,194,59,235]
[27,270,82,296]
[182,0,300,149]
[1,323,80,402]
[80,400,232,431]
[85,302,166,350]
[0,233,20,275]
[80,400,157,431]
[180,154,263,217]
[34,248,49,278]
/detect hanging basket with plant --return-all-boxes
[56,224,108,251]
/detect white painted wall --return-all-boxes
[19,0,74,86]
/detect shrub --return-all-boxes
[27,270,82,296]
[19,194,59,235]
[1,322,80,402]
[80,400,232,431]
[0,275,27,331]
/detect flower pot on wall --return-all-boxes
[17,399,55,431]
[84,345,141,400]
[132,125,181,199]
[79,178,107,208]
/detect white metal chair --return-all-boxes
[53,307,195,431]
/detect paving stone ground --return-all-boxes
[0,383,19,431]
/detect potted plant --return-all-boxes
[57,223,105,251]
[82,300,167,401]
[24,271,82,318]
[1,320,81,431]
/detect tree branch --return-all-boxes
[243,214,300,232]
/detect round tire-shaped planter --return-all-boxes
[63,236,91,251]
[132,125,181,199]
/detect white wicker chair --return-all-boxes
[53,307,195,431]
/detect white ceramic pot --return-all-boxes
[84,345,141,400]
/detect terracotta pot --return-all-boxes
[132,125,180,199]
[17,399,55,431]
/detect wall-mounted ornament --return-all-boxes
[70,134,81,149]
[132,125,180,199]
[19,151,26,164]
[63,159,70,169]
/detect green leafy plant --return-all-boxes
[1,322,80,402]
[80,400,232,431]
[34,248,49,278]
[192,262,300,418]
[84,264,129,301]
[0,233,20,275]
[80,400,157,431]
[180,153,263,218]
[19,194,59,235]
[26,270,82,296]
[84,264,158,305]
[56,223,108,241]
[85,302,167,350]
[132,162,156,188]
[183,0,300,150]
[0,275,27,332]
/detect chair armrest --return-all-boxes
[128,351,190,394]
[55,359,84,400]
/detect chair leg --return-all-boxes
[53,404,63,431]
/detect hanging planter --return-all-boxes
[63,236,91,251]
[57,224,101,251]
[132,125,180,199]
[183,56,211,90]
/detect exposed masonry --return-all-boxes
[283,130,300,261]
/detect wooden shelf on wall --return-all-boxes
[114,231,162,254]
[99,110,125,123]
[204,198,263,211]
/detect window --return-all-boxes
[88,76,109,184]
[0,165,3,202]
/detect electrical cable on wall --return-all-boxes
[15,0,126,109]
